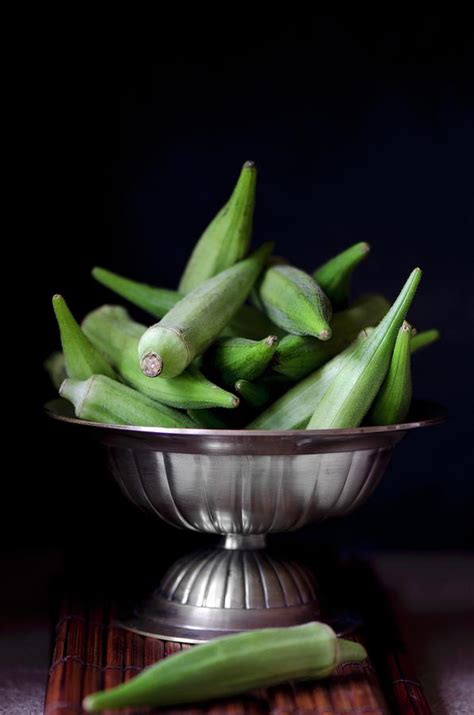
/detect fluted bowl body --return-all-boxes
[46,400,444,536]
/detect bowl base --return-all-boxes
[117,598,322,643]
[115,543,357,642]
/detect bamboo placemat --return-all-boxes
[44,562,430,714]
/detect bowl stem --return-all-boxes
[220,534,266,550]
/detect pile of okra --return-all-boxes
[47,161,439,431]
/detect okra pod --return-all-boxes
[52,294,116,380]
[357,323,440,350]
[411,329,440,354]
[306,268,421,429]
[272,294,390,380]
[44,351,66,389]
[313,242,370,308]
[204,335,279,385]
[247,329,374,430]
[178,161,257,293]
[92,267,178,316]
[235,378,271,408]
[255,263,332,338]
[83,621,366,712]
[368,321,413,425]
[82,306,239,409]
[138,243,273,378]
[342,326,437,357]
[92,266,283,339]
[60,375,195,428]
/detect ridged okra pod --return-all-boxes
[52,294,116,380]
[178,161,257,293]
[368,321,413,425]
[93,266,283,340]
[306,268,421,429]
[204,335,279,385]
[83,621,366,712]
[138,243,273,378]
[247,329,374,430]
[82,306,239,410]
[255,263,332,339]
[313,242,370,308]
[60,375,195,428]
[272,294,390,380]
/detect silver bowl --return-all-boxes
[46,399,445,642]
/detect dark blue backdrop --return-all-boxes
[24,12,474,549]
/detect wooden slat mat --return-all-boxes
[44,563,430,714]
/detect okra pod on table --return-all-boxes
[306,268,421,429]
[313,242,370,309]
[82,306,239,410]
[272,294,390,380]
[52,294,116,380]
[179,160,257,293]
[255,262,332,339]
[83,621,366,712]
[204,335,279,385]
[368,321,413,425]
[138,243,273,379]
[60,375,195,428]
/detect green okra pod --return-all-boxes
[272,294,390,380]
[235,378,271,408]
[204,335,279,385]
[410,328,440,354]
[178,161,257,293]
[368,321,413,425]
[138,243,273,379]
[92,267,179,317]
[83,621,366,712]
[93,266,283,340]
[82,306,239,410]
[356,327,440,355]
[345,308,440,354]
[44,351,66,389]
[313,242,370,308]
[60,375,195,428]
[306,268,421,429]
[52,294,116,380]
[255,263,332,339]
[247,329,374,430]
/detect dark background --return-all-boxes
[10,11,474,560]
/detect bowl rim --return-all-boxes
[45,398,446,438]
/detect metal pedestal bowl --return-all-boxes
[47,399,444,643]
